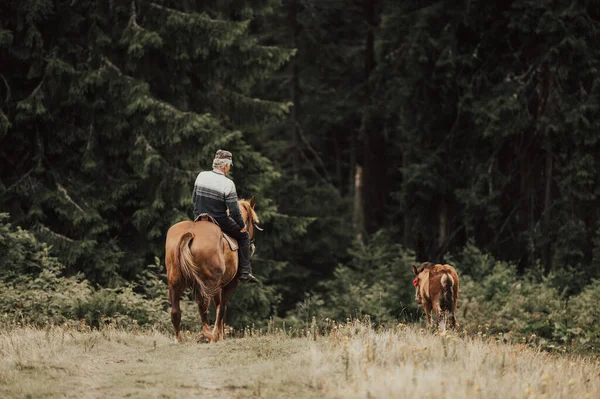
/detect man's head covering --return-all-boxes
[212,149,233,169]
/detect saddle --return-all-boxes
[194,213,238,251]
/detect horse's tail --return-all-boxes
[177,232,219,299]
[440,273,455,312]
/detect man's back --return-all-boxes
[192,170,234,220]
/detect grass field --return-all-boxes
[1,321,598,398]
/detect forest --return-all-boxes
[1,0,600,351]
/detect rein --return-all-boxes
[249,222,264,244]
[241,200,263,245]
[246,216,263,245]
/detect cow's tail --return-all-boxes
[177,232,219,298]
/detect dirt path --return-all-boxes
[0,330,318,399]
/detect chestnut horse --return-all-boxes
[412,262,459,332]
[165,197,260,343]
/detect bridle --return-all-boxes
[244,209,263,255]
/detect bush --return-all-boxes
[283,231,418,330]
[4,210,600,353]
[0,214,169,329]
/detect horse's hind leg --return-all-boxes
[448,300,458,330]
[448,312,457,330]
[169,282,184,343]
[434,304,447,333]
[196,291,213,343]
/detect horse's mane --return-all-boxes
[239,199,259,224]
[416,262,435,274]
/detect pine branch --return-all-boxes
[0,72,11,104]
[57,183,87,215]
[136,134,156,154]
[294,141,340,195]
[128,0,146,31]
[27,76,46,100]
[150,96,189,115]
[102,56,192,117]
[135,134,197,178]
[86,116,94,152]
[149,2,232,26]
[294,120,332,182]
[130,0,138,26]
[0,169,33,200]
[34,224,76,243]
[101,56,132,81]
[218,87,288,108]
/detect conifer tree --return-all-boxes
[0,0,293,289]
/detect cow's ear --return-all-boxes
[412,265,418,275]
[249,196,256,208]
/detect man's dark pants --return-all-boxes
[215,216,252,276]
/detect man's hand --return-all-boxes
[240,225,247,233]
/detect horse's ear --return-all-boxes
[249,196,256,208]
[412,265,418,275]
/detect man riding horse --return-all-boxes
[192,150,259,284]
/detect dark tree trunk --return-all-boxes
[517,134,532,275]
[542,142,553,274]
[361,0,386,235]
[402,149,411,249]
[438,195,448,252]
[289,0,300,180]
[334,131,344,195]
[353,165,364,240]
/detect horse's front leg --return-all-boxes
[218,279,239,340]
[422,301,433,327]
[210,290,224,342]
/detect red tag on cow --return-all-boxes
[413,278,419,287]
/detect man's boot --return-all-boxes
[238,242,259,284]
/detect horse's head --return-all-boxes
[239,196,262,256]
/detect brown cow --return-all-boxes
[412,262,459,332]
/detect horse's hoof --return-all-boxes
[197,336,210,344]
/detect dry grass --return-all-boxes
[0,321,598,398]
[311,322,600,398]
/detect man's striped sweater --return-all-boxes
[192,170,245,228]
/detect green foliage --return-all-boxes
[569,279,600,347]
[0,214,168,328]
[284,231,417,327]
[454,245,600,352]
